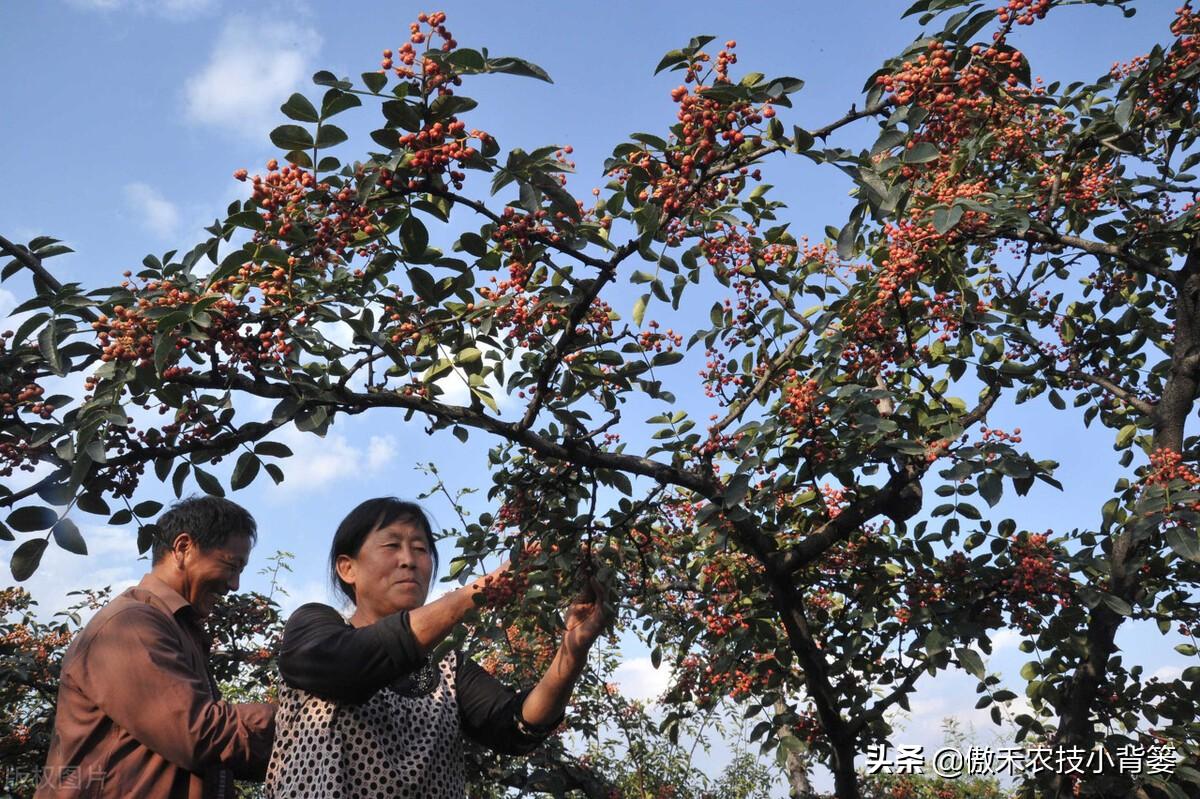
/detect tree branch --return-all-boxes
[780,385,999,573]
[1007,228,1172,283]
[849,663,924,736]
[0,234,99,323]
[706,99,893,180]
[713,334,805,433]
[1061,365,1156,417]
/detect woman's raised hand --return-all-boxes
[561,577,611,658]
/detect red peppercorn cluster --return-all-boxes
[779,372,825,431]
[397,119,486,190]
[636,321,682,354]
[1000,532,1073,632]
[998,0,1051,26]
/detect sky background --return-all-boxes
[1,0,1194,794]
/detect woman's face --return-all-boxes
[338,519,434,619]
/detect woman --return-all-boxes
[265,497,607,799]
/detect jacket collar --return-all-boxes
[137,572,193,616]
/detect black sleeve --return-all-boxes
[278,603,424,704]
[455,652,562,756]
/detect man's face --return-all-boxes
[181,534,252,617]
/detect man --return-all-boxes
[36,496,275,798]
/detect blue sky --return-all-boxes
[1,0,1193,792]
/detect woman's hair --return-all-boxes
[329,497,438,604]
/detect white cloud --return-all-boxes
[613,656,673,704]
[263,426,397,496]
[990,628,1022,652]
[1151,665,1183,683]
[0,288,17,317]
[184,16,322,140]
[274,575,334,617]
[366,436,396,470]
[124,182,181,238]
[3,525,143,621]
[434,343,524,413]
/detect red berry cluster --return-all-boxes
[1000,532,1073,632]
[397,119,487,190]
[778,372,825,431]
[998,0,1051,26]
[0,333,53,428]
[636,321,683,353]
[478,569,529,607]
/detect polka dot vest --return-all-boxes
[265,650,465,799]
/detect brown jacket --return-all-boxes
[35,574,275,798]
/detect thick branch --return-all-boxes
[707,99,892,180]
[780,386,999,573]
[849,663,924,736]
[518,253,633,430]
[169,371,717,497]
[1008,228,1172,283]
[1062,366,1156,417]
[0,418,287,510]
[713,334,805,432]
[0,234,99,323]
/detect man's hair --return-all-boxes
[151,495,258,563]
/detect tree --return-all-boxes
[2,2,1199,797]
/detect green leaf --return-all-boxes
[10,538,49,582]
[315,124,348,148]
[485,56,552,83]
[430,95,478,118]
[901,142,941,164]
[1115,424,1137,448]
[12,312,49,346]
[295,405,329,433]
[402,217,430,257]
[193,466,225,497]
[254,441,294,458]
[280,92,319,123]
[321,89,362,118]
[978,473,1002,507]
[133,500,162,518]
[39,323,65,376]
[76,493,110,515]
[836,217,860,259]
[448,49,486,71]
[792,126,815,153]
[52,518,87,555]
[231,452,261,491]
[932,203,965,234]
[654,49,688,75]
[955,646,985,679]
[362,71,388,93]
[269,124,314,151]
[408,267,437,303]
[633,294,648,327]
[455,347,482,365]
[382,100,423,131]
[1100,593,1132,616]
[1166,526,1200,562]
[7,505,57,532]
